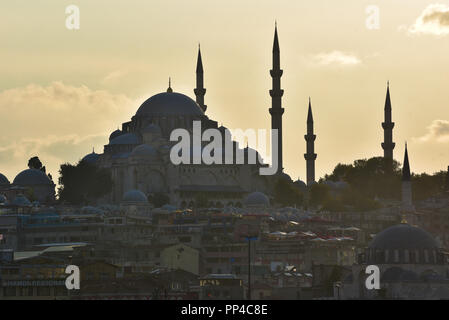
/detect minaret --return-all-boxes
[304,98,317,185]
[269,24,285,174]
[381,82,395,160]
[401,143,414,212]
[194,45,207,112]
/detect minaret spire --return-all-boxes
[304,98,317,185]
[194,44,207,112]
[401,143,414,214]
[269,23,284,174]
[402,142,410,181]
[382,81,395,161]
[167,77,173,93]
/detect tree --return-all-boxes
[309,183,331,207]
[28,156,46,173]
[412,171,446,200]
[273,178,304,207]
[58,161,113,204]
[324,157,402,200]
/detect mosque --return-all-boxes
[77,26,294,208]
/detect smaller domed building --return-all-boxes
[12,169,55,203]
[339,222,449,299]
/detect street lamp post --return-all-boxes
[245,236,258,300]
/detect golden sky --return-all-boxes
[1,0,449,183]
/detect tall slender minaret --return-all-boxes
[194,45,207,112]
[382,82,395,160]
[402,143,414,212]
[269,24,284,174]
[304,98,317,185]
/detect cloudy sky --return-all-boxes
[1,0,449,183]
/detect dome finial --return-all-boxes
[167,77,173,93]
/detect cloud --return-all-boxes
[406,4,449,36]
[414,120,449,143]
[311,51,361,66]
[0,82,136,180]
[101,69,129,85]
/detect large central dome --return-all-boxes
[136,92,204,117]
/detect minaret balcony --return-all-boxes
[304,134,316,141]
[382,142,396,149]
[382,122,395,130]
[269,107,285,115]
[194,88,206,95]
[304,153,317,161]
[269,89,284,98]
[270,69,283,77]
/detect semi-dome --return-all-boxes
[245,191,270,207]
[13,169,53,186]
[109,133,140,145]
[131,144,158,158]
[0,173,10,185]
[109,129,123,141]
[122,190,148,204]
[82,151,100,164]
[136,92,204,117]
[142,123,162,135]
[369,223,439,250]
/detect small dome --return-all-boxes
[136,92,204,117]
[369,224,439,250]
[13,169,53,186]
[278,172,293,183]
[12,194,31,207]
[122,190,148,204]
[142,123,162,135]
[110,133,140,145]
[245,191,270,207]
[294,179,307,189]
[131,144,158,158]
[82,151,100,164]
[109,129,123,141]
[0,173,10,185]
